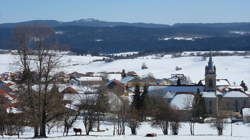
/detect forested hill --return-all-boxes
[0,19,250,54]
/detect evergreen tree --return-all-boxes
[240,80,248,91]
[132,84,141,110]
[177,78,181,86]
[192,89,206,121]
[121,69,126,79]
[140,85,149,120]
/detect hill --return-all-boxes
[0,19,250,53]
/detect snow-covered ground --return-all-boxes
[2,121,250,140]
[1,53,250,87]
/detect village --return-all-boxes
[1,51,250,138]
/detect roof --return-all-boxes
[127,71,137,75]
[61,87,79,94]
[4,83,14,87]
[120,76,135,84]
[77,76,102,81]
[0,89,15,100]
[202,91,217,98]
[223,90,249,98]
[149,85,204,94]
[148,85,204,99]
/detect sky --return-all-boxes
[0,0,250,25]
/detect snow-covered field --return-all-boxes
[2,121,250,140]
[1,53,250,87]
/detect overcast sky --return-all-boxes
[0,0,250,24]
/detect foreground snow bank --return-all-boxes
[2,122,250,140]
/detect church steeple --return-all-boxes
[208,52,213,69]
[205,51,216,91]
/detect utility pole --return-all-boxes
[230,112,233,136]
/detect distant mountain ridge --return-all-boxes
[0,19,250,54]
[0,18,171,28]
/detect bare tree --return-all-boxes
[95,81,110,132]
[0,96,8,137]
[79,94,98,135]
[14,25,64,138]
[150,96,176,135]
[63,104,80,136]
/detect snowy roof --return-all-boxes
[107,74,122,81]
[148,86,175,98]
[77,76,102,81]
[149,85,204,94]
[202,91,217,98]
[120,76,135,84]
[64,93,98,105]
[223,90,249,98]
[61,87,79,94]
[170,94,194,110]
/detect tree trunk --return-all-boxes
[97,114,100,132]
[218,128,223,136]
[131,127,136,135]
[39,108,47,137]
[162,121,168,135]
[121,120,125,135]
[33,126,39,138]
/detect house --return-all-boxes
[77,76,103,85]
[155,79,171,85]
[107,80,126,96]
[148,85,204,104]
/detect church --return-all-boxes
[201,53,250,116]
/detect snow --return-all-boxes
[2,121,250,140]
[242,108,250,116]
[107,74,122,80]
[202,91,217,98]
[58,55,250,91]
[110,51,139,56]
[223,91,248,98]
[55,31,64,35]
[229,31,250,35]
[95,39,103,42]
[171,94,194,110]
[2,53,250,91]
[159,36,203,41]
[77,76,102,81]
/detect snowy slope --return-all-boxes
[1,54,250,89]
[61,55,250,88]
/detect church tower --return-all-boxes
[205,52,216,91]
